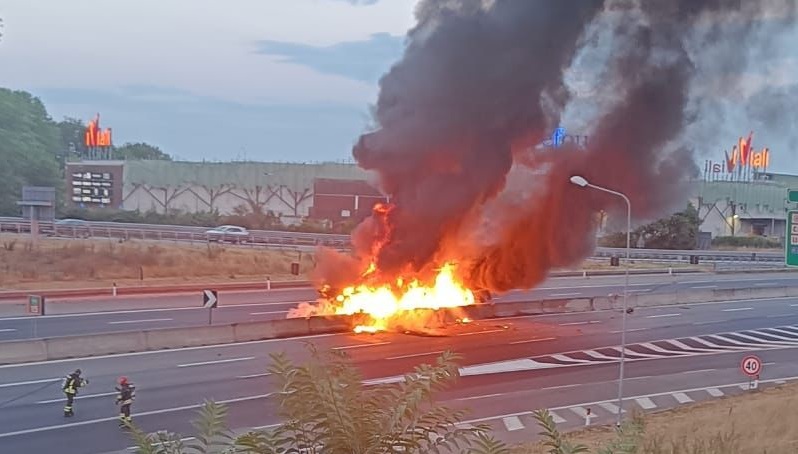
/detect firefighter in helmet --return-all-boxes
[115,376,136,427]
[63,369,88,417]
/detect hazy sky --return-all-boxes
[1,0,797,172]
[0,0,414,162]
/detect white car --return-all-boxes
[205,225,250,244]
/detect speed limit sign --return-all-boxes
[740,355,763,377]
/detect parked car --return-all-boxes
[52,218,90,238]
[205,225,250,244]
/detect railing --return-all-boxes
[0,217,788,263]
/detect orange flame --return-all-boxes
[331,262,475,333]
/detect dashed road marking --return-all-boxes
[0,378,60,389]
[509,337,556,345]
[502,416,524,431]
[721,307,753,312]
[177,357,255,368]
[636,397,656,409]
[386,351,444,360]
[37,391,117,404]
[332,342,391,350]
[599,402,622,414]
[672,392,693,403]
[646,313,681,319]
[550,411,567,424]
[706,388,724,397]
[236,373,271,379]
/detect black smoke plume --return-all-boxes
[315,0,797,294]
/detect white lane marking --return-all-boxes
[639,342,687,355]
[457,393,505,401]
[613,347,661,359]
[0,333,339,370]
[549,292,583,298]
[791,304,798,307]
[37,391,117,404]
[682,368,716,375]
[0,378,60,389]
[688,336,747,350]
[583,350,618,361]
[767,314,793,318]
[0,328,17,333]
[768,328,798,337]
[672,392,693,403]
[236,373,271,379]
[559,320,600,326]
[646,313,681,319]
[177,357,255,368]
[661,339,718,353]
[690,285,718,289]
[706,388,724,397]
[733,332,796,345]
[108,318,173,325]
[502,416,524,431]
[550,411,567,424]
[459,359,558,376]
[541,383,581,391]
[599,402,622,414]
[753,283,778,287]
[0,300,310,321]
[636,397,656,409]
[738,384,749,391]
[386,351,444,360]
[457,329,506,336]
[509,337,556,345]
[551,354,592,363]
[0,392,276,439]
[332,341,391,350]
[249,310,289,316]
[569,406,590,418]
[775,380,787,385]
[459,375,798,426]
[610,327,647,334]
[721,307,753,312]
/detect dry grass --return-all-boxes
[0,234,314,289]
[515,382,798,454]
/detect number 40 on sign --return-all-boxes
[741,355,762,378]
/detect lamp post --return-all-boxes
[570,175,631,426]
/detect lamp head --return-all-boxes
[570,175,589,187]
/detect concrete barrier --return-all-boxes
[0,339,48,363]
[2,285,798,365]
[45,331,146,359]
[145,325,235,350]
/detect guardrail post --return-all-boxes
[112,282,118,297]
[267,276,272,291]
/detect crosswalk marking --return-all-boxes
[639,342,684,355]
[672,392,693,403]
[747,330,797,342]
[733,332,794,345]
[550,354,592,363]
[550,411,566,424]
[706,388,724,397]
[768,328,798,337]
[635,397,657,409]
[662,339,717,353]
[502,416,524,431]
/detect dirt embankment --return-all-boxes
[0,235,314,290]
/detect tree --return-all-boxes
[599,204,700,250]
[128,347,509,454]
[0,88,61,215]
[115,142,172,160]
[636,203,699,250]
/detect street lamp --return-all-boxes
[570,175,631,426]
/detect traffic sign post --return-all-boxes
[787,211,798,267]
[203,289,218,325]
[27,295,45,316]
[740,355,763,390]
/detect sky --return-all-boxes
[0,0,797,172]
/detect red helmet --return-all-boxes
[118,376,128,385]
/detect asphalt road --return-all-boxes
[1,271,798,340]
[0,292,796,453]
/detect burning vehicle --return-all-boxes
[289,0,794,333]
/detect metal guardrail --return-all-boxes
[0,217,787,263]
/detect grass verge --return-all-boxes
[0,234,314,289]
[515,382,798,454]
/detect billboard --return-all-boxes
[65,163,123,208]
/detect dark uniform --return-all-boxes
[63,369,88,417]
[115,377,135,426]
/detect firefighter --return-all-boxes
[115,376,135,427]
[63,369,88,417]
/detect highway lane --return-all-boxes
[2,271,798,340]
[0,295,796,453]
